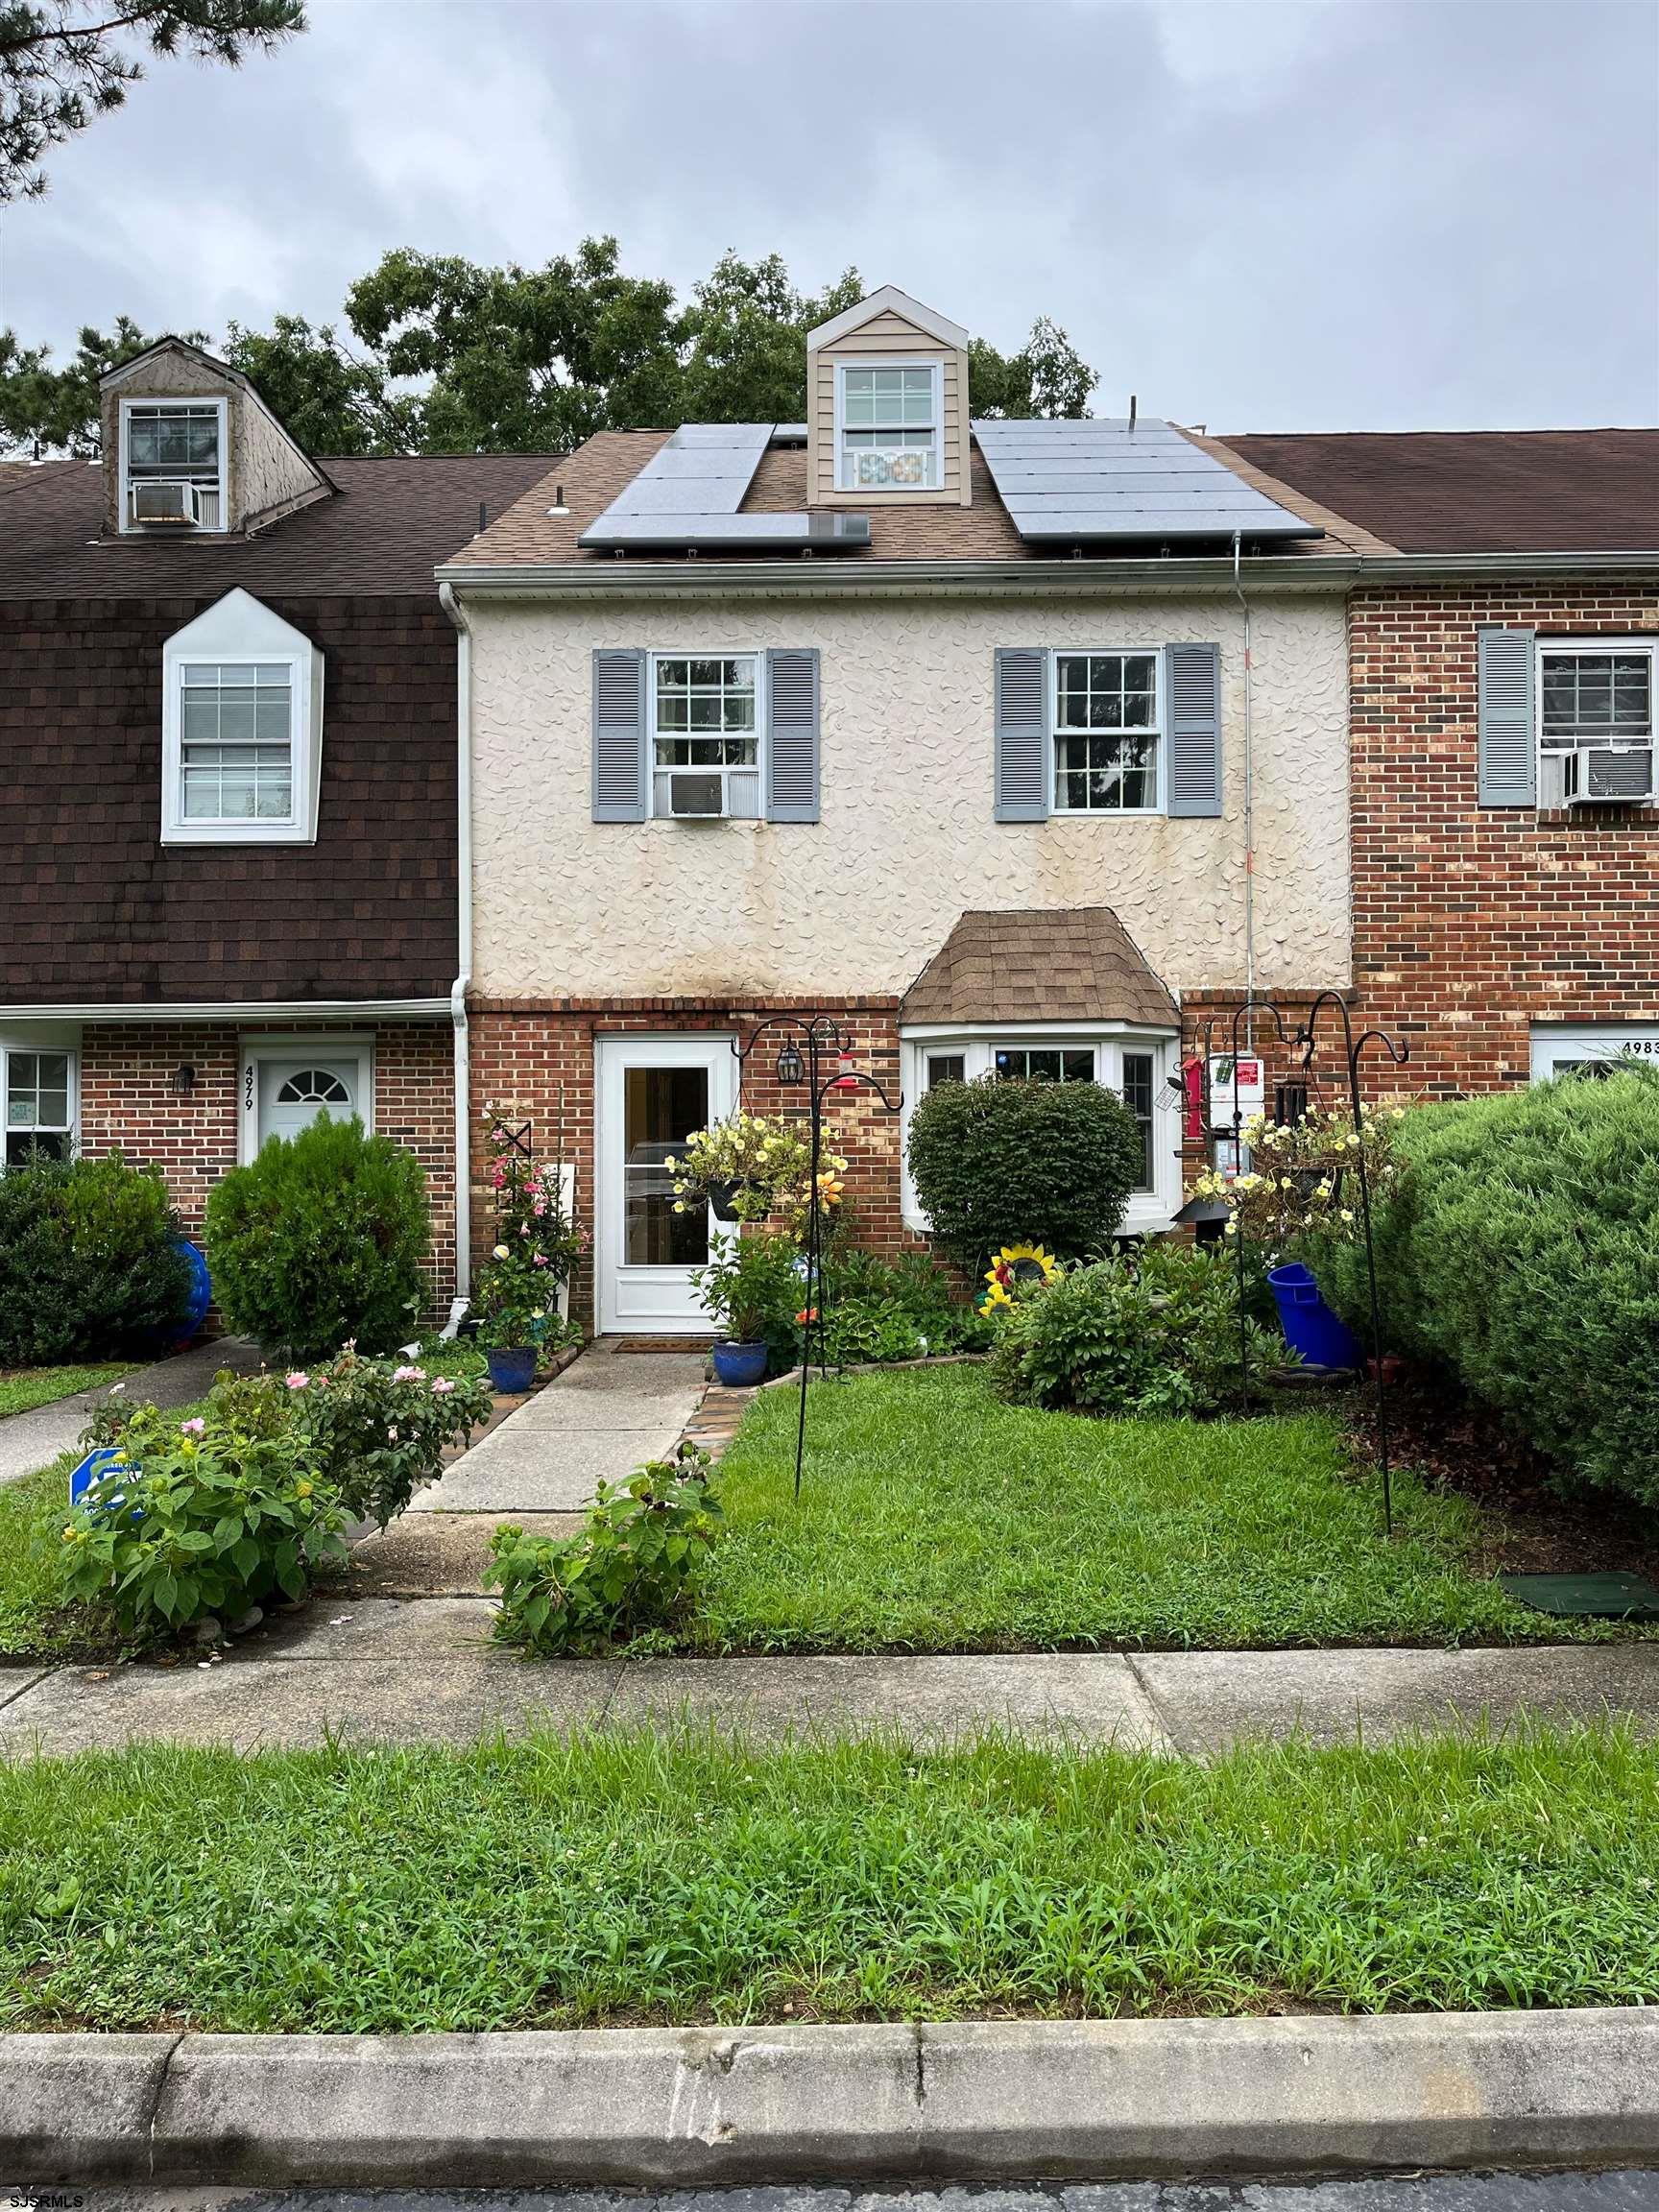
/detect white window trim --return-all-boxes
[239,1032,373,1166]
[647,649,765,822]
[0,1027,80,1172]
[160,589,324,847]
[118,396,228,537]
[899,1022,1182,1237]
[833,357,945,493]
[1534,636,1657,800]
[1050,648,1166,818]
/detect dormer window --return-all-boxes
[120,397,228,532]
[836,363,942,491]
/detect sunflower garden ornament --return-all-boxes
[980,1242,1062,1311]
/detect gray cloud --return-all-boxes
[1,0,1653,429]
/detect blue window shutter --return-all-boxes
[995,647,1048,821]
[1165,641,1223,817]
[766,647,820,822]
[1478,627,1537,807]
[591,648,648,822]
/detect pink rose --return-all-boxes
[431,1376,455,1395]
[180,1417,205,1436]
[393,1364,426,1382]
[285,1372,310,1390]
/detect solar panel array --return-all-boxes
[972,417,1321,544]
[579,423,864,551]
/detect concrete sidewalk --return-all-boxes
[3,1595,1657,1754]
[0,1335,263,1490]
[407,1338,707,1513]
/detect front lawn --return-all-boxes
[2,1723,1653,2031]
[0,1363,134,1420]
[691,1367,1609,1652]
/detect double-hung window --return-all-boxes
[1538,639,1656,804]
[160,590,321,845]
[837,364,941,490]
[650,655,760,819]
[1053,652,1162,813]
[4,1050,74,1168]
[121,397,227,532]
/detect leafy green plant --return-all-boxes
[1190,1101,1408,1257]
[472,1117,587,1351]
[204,1115,431,1359]
[668,1112,848,1232]
[486,1443,723,1654]
[275,1348,493,1528]
[1307,1068,1659,1508]
[691,1230,805,1348]
[906,1074,1146,1267]
[0,1153,191,1364]
[52,1399,347,1639]
[989,1241,1281,1416]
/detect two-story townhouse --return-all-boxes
[0,338,552,1313]
[439,288,1369,1334]
[1205,430,1659,1094]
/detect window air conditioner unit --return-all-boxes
[667,772,726,819]
[1563,742,1656,805]
[129,479,204,527]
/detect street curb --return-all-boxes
[7,2008,1659,2186]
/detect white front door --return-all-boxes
[241,1038,373,1161]
[596,1034,734,1334]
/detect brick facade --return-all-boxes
[1348,577,1659,1095]
[469,998,916,1322]
[77,1020,456,1314]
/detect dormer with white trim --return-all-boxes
[102,338,333,540]
[805,286,972,510]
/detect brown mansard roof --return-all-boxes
[0,451,559,596]
[1213,429,1659,555]
[901,907,1179,1030]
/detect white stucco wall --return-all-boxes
[468,589,1351,1003]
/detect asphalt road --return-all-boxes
[46,2175,1659,2211]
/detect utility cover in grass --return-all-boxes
[1499,1572,1659,1622]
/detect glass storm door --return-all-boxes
[595,1035,734,1333]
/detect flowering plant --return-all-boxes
[667,1112,847,1230]
[471,1116,588,1351]
[1187,1101,1408,1254]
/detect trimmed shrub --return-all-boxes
[0,1152,191,1365]
[204,1115,431,1359]
[990,1240,1280,1417]
[1308,1069,1659,1507]
[907,1073,1146,1265]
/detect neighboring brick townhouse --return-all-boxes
[0,337,552,1311]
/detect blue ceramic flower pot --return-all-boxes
[711,1340,768,1387]
[486,1345,538,1394]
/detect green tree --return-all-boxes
[678,251,864,423]
[222,314,417,456]
[0,314,188,454]
[969,316,1096,420]
[0,0,304,202]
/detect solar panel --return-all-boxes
[579,422,866,552]
[974,417,1321,544]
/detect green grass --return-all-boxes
[691,1367,1619,1652]
[0,1363,134,1420]
[1,1723,1654,2031]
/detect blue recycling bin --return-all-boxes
[1266,1262,1362,1371]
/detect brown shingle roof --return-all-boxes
[1213,429,1659,555]
[901,907,1178,1029]
[0,451,560,596]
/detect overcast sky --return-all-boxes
[2,0,1655,432]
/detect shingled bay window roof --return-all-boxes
[900,906,1178,1029]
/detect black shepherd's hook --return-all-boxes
[731,1017,900,1502]
[1214,998,1289,1411]
[1294,991,1410,1535]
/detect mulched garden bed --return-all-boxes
[1346,1363,1659,1583]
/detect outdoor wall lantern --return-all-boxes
[172,1064,196,1097]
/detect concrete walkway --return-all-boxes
[0,1335,263,1490]
[3,1597,1657,1755]
[407,1338,708,1513]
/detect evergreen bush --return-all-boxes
[204,1116,431,1359]
[0,1152,191,1364]
[1308,1069,1659,1507]
[906,1073,1146,1265]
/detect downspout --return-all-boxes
[439,581,472,1321]
[1232,532,1257,1049]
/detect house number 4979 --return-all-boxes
[244,1065,255,1113]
